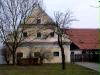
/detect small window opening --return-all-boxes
[37,32,41,38]
[23,32,28,37]
[50,32,54,37]
[53,52,59,56]
[37,19,41,24]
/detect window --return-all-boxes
[71,52,74,55]
[50,32,54,37]
[34,52,40,57]
[37,32,41,38]
[53,52,59,56]
[82,51,86,54]
[37,19,41,24]
[23,32,27,37]
[17,52,23,58]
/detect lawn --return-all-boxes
[0,64,99,75]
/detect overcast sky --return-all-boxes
[43,0,99,28]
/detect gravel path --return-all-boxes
[75,62,99,72]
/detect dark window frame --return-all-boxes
[17,52,23,58]
[34,52,40,57]
[53,52,59,56]
[37,32,41,38]
[37,18,41,24]
[50,32,54,37]
[23,32,28,37]
[82,51,86,54]
[71,52,74,55]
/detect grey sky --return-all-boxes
[43,0,99,28]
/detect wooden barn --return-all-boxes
[66,29,99,63]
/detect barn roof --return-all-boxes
[66,29,99,50]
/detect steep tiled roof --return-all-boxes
[66,29,99,50]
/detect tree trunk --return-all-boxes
[6,60,9,65]
[12,52,16,65]
[58,34,66,70]
[61,46,66,70]
[40,57,43,64]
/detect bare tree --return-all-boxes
[33,48,53,64]
[0,0,40,65]
[53,11,75,70]
[39,48,53,64]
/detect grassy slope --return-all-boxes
[0,64,99,75]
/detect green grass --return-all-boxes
[0,64,99,75]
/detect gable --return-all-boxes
[24,6,54,24]
[19,6,70,44]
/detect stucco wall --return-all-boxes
[17,44,70,63]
